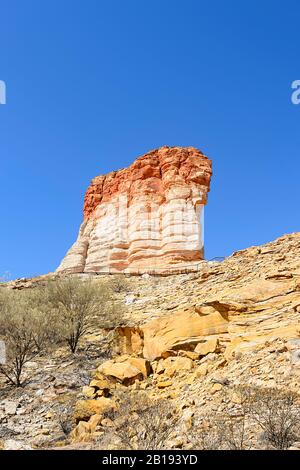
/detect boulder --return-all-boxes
[71,414,102,442]
[159,356,194,377]
[196,363,208,377]
[142,309,228,360]
[89,377,111,396]
[90,377,111,390]
[74,397,115,422]
[211,383,222,394]
[98,355,151,385]
[4,401,17,416]
[157,380,173,388]
[82,386,96,398]
[195,337,219,356]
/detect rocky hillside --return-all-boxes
[1,232,300,450]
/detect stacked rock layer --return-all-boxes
[57,146,212,274]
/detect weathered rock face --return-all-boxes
[57,146,212,274]
[112,232,300,361]
[142,309,228,361]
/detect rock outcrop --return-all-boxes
[142,309,228,361]
[57,146,212,274]
[115,232,300,360]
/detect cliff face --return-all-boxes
[57,146,212,274]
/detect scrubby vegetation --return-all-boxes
[99,391,180,450]
[0,287,53,386]
[46,277,122,353]
[191,386,300,450]
[108,276,130,294]
[0,277,124,386]
[83,385,300,451]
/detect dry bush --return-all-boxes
[191,413,249,450]
[246,386,300,449]
[191,385,300,450]
[220,386,252,450]
[102,392,179,450]
[108,276,130,294]
[0,288,54,386]
[190,415,224,450]
[23,286,61,351]
[191,386,252,450]
[46,277,123,353]
[221,413,249,450]
[225,385,300,449]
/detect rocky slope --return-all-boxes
[57,146,212,274]
[1,232,300,450]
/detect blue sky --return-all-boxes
[0,0,299,279]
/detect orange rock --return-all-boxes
[57,146,212,274]
[97,355,151,385]
[195,337,219,356]
[160,356,194,377]
[74,398,115,422]
[71,414,102,442]
[157,380,173,388]
[142,309,228,361]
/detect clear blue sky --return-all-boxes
[0,0,299,279]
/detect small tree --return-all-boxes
[0,288,52,386]
[46,277,121,353]
[23,286,60,352]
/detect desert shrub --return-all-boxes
[191,411,249,450]
[221,413,249,450]
[247,386,300,449]
[102,392,179,450]
[0,278,124,385]
[191,385,300,450]
[0,288,54,386]
[190,415,223,450]
[108,276,130,294]
[23,286,61,351]
[190,385,252,450]
[45,277,123,353]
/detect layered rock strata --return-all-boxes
[57,146,212,273]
